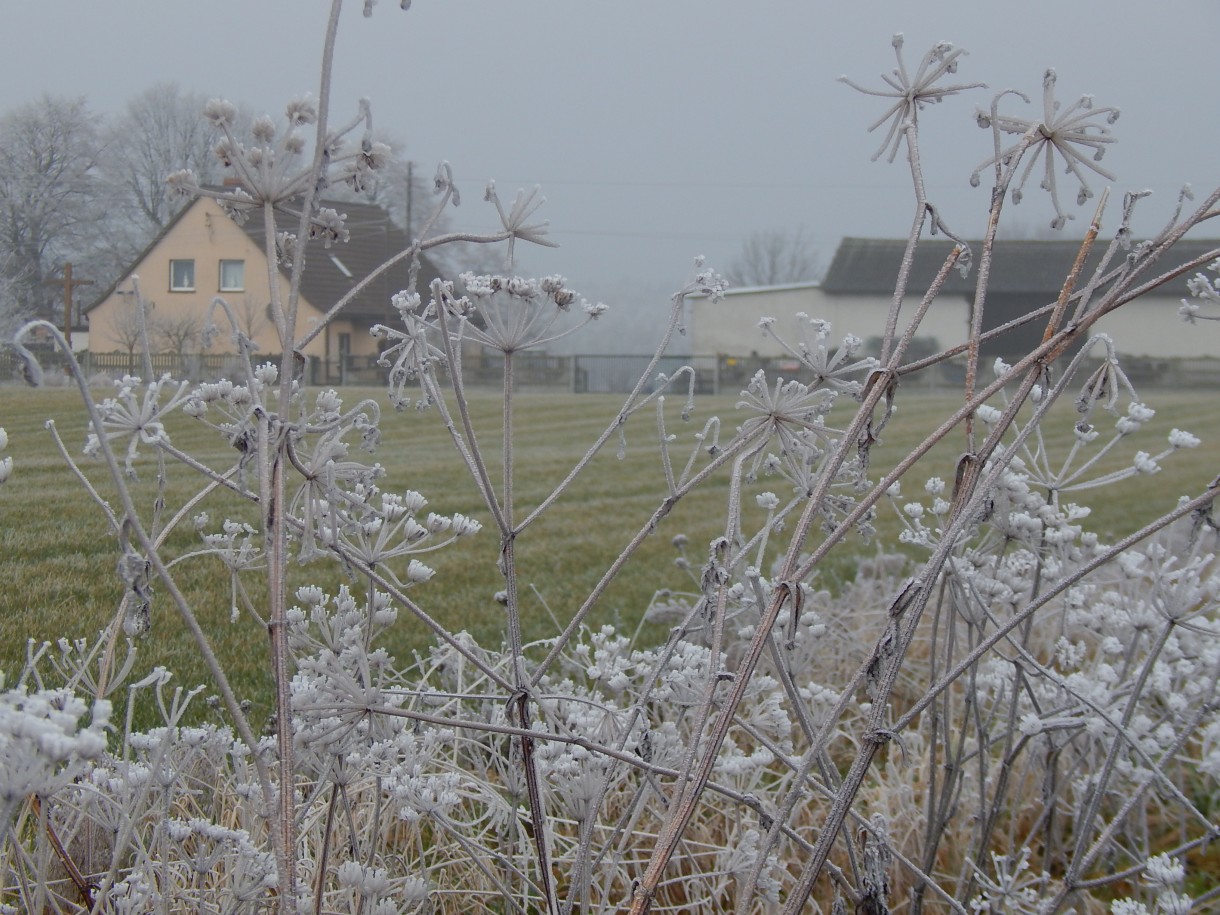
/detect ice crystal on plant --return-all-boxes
[484,180,558,265]
[972,69,1119,228]
[1181,260,1220,323]
[758,315,880,396]
[0,436,8,485]
[85,374,191,477]
[840,34,985,162]
[0,685,111,824]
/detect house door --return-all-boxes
[338,332,351,384]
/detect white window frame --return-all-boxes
[219,259,245,292]
[169,259,195,292]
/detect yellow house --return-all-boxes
[86,194,440,383]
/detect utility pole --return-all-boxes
[45,262,94,351]
[405,160,414,243]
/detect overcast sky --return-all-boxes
[3,1,1218,346]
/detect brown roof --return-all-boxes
[237,198,442,321]
[822,236,1220,297]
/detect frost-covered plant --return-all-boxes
[1180,257,1220,324]
[5,11,1220,915]
[0,680,110,828]
[971,67,1120,228]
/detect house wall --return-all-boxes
[88,198,331,361]
[689,284,970,356]
[1091,298,1214,359]
[691,284,1211,361]
[327,317,384,358]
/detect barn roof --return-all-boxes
[821,236,1220,297]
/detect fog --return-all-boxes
[3,1,1216,350]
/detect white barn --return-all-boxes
[690,237,1220,362]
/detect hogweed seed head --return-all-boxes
[971,69,1119,227]
[841,36,985,162]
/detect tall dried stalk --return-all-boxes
[4,15,1220,915]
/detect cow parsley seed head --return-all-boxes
[0,686,112,818]
[1127,401,1155,422]
[841,36,985,162]
[1157,894,1193,915]
[1168,428,1200,449]
[756,491,780,511]
[1132,451,1161,475]
[400,876,430,905]
[203,98,238,128]
[253,362,278,386]
[1181,264,1220,323]
[972,69,1119,228]
[1074,421,1098,443]
[758,315,879,396]
[296,585,325,607]
[86,375,192,476]
[483,181,556,264]
[250,115,277,143]
[406,559,434,583]
[435,272,599,352]
[284,95,317,126]
[165,168,199,199]
[337,861,392,896]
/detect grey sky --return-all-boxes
[3,1,1217,344]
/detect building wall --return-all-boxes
[689,284,970,356]
[1091,301,1214,359]
[88,198,330,360]
[690,283,1212,361]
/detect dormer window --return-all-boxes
[219,259,245,292]
[170,259,195,292]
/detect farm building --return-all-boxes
[690,237,1220,364]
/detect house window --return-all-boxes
[169,259,195,292]
[219,259,245,292]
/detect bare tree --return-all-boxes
[326,135,502,275]
[153,311,204,378]
[103,293,152,374]
[102,83,226,236]
[82,83,237,291]
[724,225,821,287]
[0,95,101,325]
[234,295,270,345]
[154,312,201,357]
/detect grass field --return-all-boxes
[1,379,1216,724]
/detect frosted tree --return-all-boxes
[725,225,821,287]
[102,82,232,234]
[0,95,101,324]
